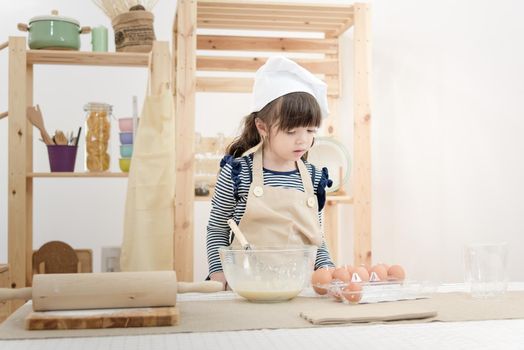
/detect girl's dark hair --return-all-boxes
[226,92,322,157]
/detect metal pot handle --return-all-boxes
[79,26,91,34]
[17,23,29,32]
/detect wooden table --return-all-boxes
[1,283,524,350]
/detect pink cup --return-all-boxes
[118,117,139,132]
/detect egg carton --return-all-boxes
[314,280,437,304]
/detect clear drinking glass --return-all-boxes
[464,242,508,298]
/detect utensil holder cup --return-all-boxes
[47,145,78,172]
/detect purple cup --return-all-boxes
[119,132,133,144]
[47,145,78,172]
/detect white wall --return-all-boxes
[1,0,523,283]
[368,0,524,282]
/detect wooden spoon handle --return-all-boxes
[177,281,223,293]
[40,130,54,145]
[227,219,250,249]
[0,287,32,301]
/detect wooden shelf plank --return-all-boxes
[26,50,149,67]
[197,10,351,21]
[195,186,353,204]
[196,76,339,96]
[196,1,354,34]
[197,20,338,32]
[27,172,128,178]
[197,35,338,54]
[197,56,338,75]
[198,17,343,28]
[198,1,354,14]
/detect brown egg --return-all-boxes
[332,267,350,283]
[311,267,333,295]
[369,264,388,282]
[354,266,370,282]
[345,264,355,276]
[387,265,406,281]
[343,282,363,303]
[378,263,390,271]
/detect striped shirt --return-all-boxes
[206,154,335,276]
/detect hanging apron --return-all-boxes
[234,145,322,247]
[120,85,175,271]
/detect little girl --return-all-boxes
[206,56,335,288]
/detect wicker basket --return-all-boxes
[112,10,155,53]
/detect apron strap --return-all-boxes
[296,158,315,196]
[252,146,264,187]
[252,146,315,196]
[241,141,263,158]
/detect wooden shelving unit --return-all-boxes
[194,187,353,204]
[4,1,372,296]
[5,37,170,312]
[26,50,149,67]
[27,172,128,178]
[173,0,372,281]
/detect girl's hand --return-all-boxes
[210,271,229,290]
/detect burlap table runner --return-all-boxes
[1,292,523,340]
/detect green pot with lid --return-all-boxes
[18,10,91,50]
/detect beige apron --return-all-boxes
[120,85,175,271]
[235,145,322,247]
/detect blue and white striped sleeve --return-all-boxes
[206,161,237,275]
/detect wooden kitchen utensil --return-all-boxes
[33,241,79,274]
[0,271,222,311]
[27,105,54,145]
[25,306,179,330]
[227,219,251,250]
[53,130,69,145]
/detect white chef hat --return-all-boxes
[252,56,329,118]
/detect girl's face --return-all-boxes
[267,125,318,164]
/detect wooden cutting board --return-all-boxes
[25,306,179,330]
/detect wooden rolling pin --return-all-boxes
[0,271,222,311]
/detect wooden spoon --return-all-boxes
[54,130,69,145]
[227,219,251,250]
[27,105,53,145]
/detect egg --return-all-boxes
[311,267,333,295]
[378,263,390,271]
[354,266,370,282]
[343,282,363,303]
[332,267,350,283]
[369,264,388,282]
[387,265,406,281]
[345,264,355,276]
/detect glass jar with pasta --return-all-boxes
[84,102,112,172]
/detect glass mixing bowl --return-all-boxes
[219,245,317,302]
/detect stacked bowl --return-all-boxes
[118,117,135,172]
